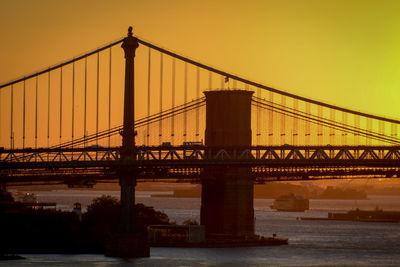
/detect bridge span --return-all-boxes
[1,145,400,186]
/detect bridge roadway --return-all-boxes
[1,145,400,185]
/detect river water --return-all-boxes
[3,191,400,266]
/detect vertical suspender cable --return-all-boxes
[0,88,1,146]
[268,91,274,145]
[60,67,62,147]
[221,75,224,89]
[366,118,372,145]
[184,62,188,141]
[171,58,175,143]
[84,57,87,148]
[293,99,298,145]
[10,85,13,148]
[342,112,348,145]
[71,62,75,158]
[60,68,63,145]
[47,72,50,150]
[96,52,99,147]
[158,52,164,145]
[280,95,286,145]
[146,48,151,145]
[317,105,323,145]
[159,53,163,145]
[196,67,200,138]
[208,71,212,90]
[23,80,26,149]
[35,76,38,149]
[245,82,249,91]
[305,102,310,145]
[108,48,112,147]
[330,109,335,145]
[354,115,360,145]
[256,87,261,145]
[378,120,384,145]
[391,123,397,139]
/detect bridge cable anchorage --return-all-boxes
[251,98,400,145]
[146,47,151,146]
[136,37,400,125]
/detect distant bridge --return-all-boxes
[2,145,399,186]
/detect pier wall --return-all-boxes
[201,90,254,237]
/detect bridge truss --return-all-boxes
[2,145,399,186]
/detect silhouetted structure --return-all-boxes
[201,90,255,238]
[106,27,149,258]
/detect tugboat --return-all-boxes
[270,193,309,212]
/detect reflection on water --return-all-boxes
[3,191,400,266]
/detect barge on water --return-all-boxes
[301,208,400,222]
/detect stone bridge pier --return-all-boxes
[201,90,255,238]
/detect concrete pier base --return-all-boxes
[201,168,254,237]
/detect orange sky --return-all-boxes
[1,0,400,147]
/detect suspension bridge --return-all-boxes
[1,27,400,256]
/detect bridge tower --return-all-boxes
[201,90,255,238]
[106,27,149,258]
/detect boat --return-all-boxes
[301,207,400,222]
[270,193,309,212]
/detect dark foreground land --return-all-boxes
[0,195,170,255]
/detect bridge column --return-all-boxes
[106,27,149,258]
[201,90,254,238]
[119,26,139,234]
